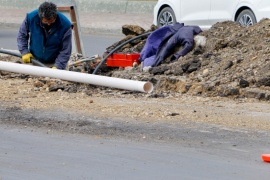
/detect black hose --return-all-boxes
[0,49,48,68]
[0,49,21,57]
[92,31,152,74]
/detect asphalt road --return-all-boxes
[1,97,270,179]
[1,125,270,180]
[0,28,123,57]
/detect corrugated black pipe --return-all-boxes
[92,31,151,74]
[0,49,48,68]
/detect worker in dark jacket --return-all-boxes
[17,1,72,69]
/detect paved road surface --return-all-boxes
[1,125,270,180]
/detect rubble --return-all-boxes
[109,19,270,101]
[1,19,270,102]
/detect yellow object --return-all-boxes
[52,66,57,69]
[22,53,33,63]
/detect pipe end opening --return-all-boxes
[144,82,154,93]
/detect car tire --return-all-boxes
[157,7,176,27]
[236,9,257,27]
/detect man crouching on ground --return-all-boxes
[17,1,73,69]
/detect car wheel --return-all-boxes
[157,7,176,27]
[236,9,257,27]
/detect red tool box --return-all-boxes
[106,53,140,67]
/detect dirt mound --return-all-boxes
[110,19,270,101]
[1,20,270,102]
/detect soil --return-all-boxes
[1,20,270,142]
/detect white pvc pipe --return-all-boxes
[0,61,153,93]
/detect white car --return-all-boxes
[153,0,270,29]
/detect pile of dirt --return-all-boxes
[1,19,270,102]
[110,19,270,101]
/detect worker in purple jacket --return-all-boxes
[17,1,72,69]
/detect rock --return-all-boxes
[122,25,145,36]
[257,77,270,87]
[202,69,209,77]
[223,60,233,70]
[239,79,249,88]
[49,85,65,92]
[149,66,170,75]
[34,80,44,88]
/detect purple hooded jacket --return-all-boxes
[139,23,202,67]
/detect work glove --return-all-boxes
[22,53,33,63]
[52,66,57,69]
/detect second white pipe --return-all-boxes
[0,61,154,93]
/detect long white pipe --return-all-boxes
[0,61,154,93]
